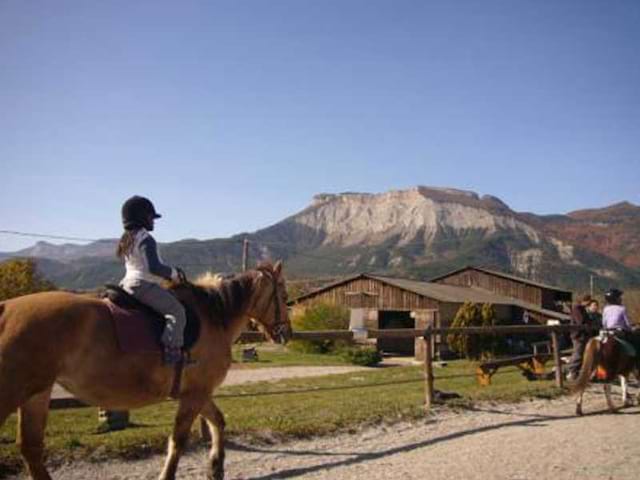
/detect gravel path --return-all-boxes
[51,366,369,400]
[16,385,640,480]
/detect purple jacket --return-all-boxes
[602,305,632,331]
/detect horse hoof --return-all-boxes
[208,462,224,480]
[575,406,583,416]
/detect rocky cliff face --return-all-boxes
[294,187,540,248]
[253,187,640,288]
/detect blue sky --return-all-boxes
[1,0,639,251]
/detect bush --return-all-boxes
[340,345,382,366]
[446,302,508,360]
[0,258,56,301]
[291,302,350,354]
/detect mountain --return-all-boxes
[10,239,119,262]
[529,202,640,269]
[2,187,639,291]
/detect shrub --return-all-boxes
[446,302,507,360]
[290,302,351,354]
[340,345,382,366]
[0,258,56,301]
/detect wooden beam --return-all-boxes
[423,328,434,412]
[551,331,564,388]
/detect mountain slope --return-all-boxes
[532,202,640,269]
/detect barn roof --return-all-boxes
[289,273,570,321]
[428,266,572,295]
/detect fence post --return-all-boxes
[423,327,434,412]
[551,331,564,388]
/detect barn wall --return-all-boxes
[293,277,438,311]
[435,269,544,306]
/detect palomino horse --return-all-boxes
[572,330,639,416]
[0,261,291,480]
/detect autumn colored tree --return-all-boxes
[0,258,56,301]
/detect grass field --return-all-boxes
[231,343,352,367]
[0,359,560,475]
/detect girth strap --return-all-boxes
[169,359,185,400]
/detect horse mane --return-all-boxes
[168,261,279,327]
[173,271,255,327]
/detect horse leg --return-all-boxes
[159,395,206,480]
[603,383,616,412]
[620,375,633,407]
[575,390,584,416]
[200,399,226,480]
[17,387,53,480]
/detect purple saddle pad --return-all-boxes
[104,298,162,354]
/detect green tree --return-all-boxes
[0,258,56,301]
[447,302,506,360]
[290,302,350,353]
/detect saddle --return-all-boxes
[102,284,200,354]
[102,285,201,398]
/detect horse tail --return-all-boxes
[0,302,5,337]
[571,337,600,394]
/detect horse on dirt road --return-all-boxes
[0,261,291,480]
[571,330,640,416]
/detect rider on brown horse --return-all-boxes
[117,195,187,364]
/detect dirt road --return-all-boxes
[17,385,640,480]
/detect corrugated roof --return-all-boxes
[429,266,572,294]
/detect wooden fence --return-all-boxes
[52,325,591,413]
[241,324,592,411]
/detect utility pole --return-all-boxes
[590,275,594,297]
[242,238,249,272]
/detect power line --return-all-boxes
[0,230,99,243]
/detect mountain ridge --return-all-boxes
[2,186,639,291]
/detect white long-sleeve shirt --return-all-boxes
[121,229,178,286]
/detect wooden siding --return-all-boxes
[434,269,543,306]
[293,277,438,311]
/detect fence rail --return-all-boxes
[54,325,590,411]
[240,324,596,410]
[240,324,593,342]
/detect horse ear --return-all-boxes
[274,260,282,276]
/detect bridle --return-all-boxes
[269,275,289,343]
[255,268,289,343]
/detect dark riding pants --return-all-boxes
[568,337,587,376]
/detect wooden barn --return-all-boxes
[289,270,571,361]
[429,266,572,322]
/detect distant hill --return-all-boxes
[532,202,640,269]
[2,186,639,291]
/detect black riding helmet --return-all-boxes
[121,196,161,231]
[604,288,623,305]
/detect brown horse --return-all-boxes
[0,261,291,480]
[572,331,639,416]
